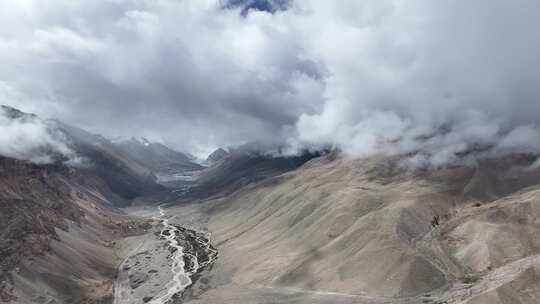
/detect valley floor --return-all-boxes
[112,203,217,304]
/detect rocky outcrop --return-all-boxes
[0,105,37,120]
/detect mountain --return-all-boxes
[0,105,37,120]
[0,107,165,302]
[205,148,229,165]
[4,105,540,303]
[0,107,209,303]
[191,152,540,303]
[52,122,164,205]
[0,105,211,203]
[0,106,76,164]
[186,145,323,200]
[114,137,203,177]
[0,105,167,204]
[0,108,181,302]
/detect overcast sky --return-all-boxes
[1,0,540,161]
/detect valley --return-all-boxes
[2,107,540,304]
[3,2,540,303]
[131,154,540,304]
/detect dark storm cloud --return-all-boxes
[1,0,540,162]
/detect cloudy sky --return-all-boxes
[1,0,540,161]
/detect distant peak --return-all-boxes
[1,105,37,120]
[139,137,151,147]
[125,136,152,147]
[206,147,230,164]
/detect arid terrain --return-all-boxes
[3,1,540,303]
[0,156,152,304]
[4,143,540,304]
[158,153,540,304]
[75,151,540,304]
[3,107,540,304]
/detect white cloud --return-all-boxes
[0,0,540,164]
[0,105,78,164]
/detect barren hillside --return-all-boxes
[202,153,540,302]
[0,157,151,304]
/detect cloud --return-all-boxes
[0,0,540,162]
[0,105,79,164]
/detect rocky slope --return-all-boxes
[54,123,165,204]
[0,156,153,303]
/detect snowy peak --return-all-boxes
[114,137,203,176]
[133,137,151,147]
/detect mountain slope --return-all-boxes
[202,153,540,300]
[187,147,322,200]
[53,122,164,205]
[0,156,151,303]
[114,138,203,176]
[0,105,37,120]
[0,106,165,205]
[0,107,167,302]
